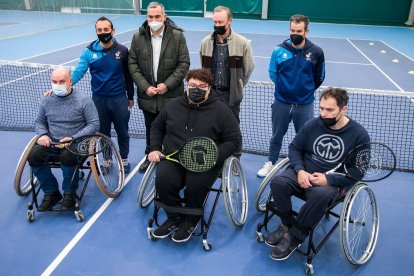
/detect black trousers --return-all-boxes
[270,167,340,242]
[213,88,242,157]
[212,88,240,123]
[142,109,160,155]
[155,160,219,222]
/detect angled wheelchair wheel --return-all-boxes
[137,161,157,208]
[14,136,38,196]
[339,183,379,266]
[254,158,290,212]
[90,135,125,198]
[222,157,248,227]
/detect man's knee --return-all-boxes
[28,145,47,166]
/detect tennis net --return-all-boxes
[1,60,413,172]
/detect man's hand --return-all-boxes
[309,172,328,186]
[37,135,51,147]
[43,89,53,97]
[128,100,134,109]
[53,137,73,149]
[148,151,163,163]
[155,83,168,95]
[145,86,158,97]
[297,170,313,189]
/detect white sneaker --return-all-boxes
[257,161,275,177]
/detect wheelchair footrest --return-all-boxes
[266,203,312,233]
[154,199,203,216]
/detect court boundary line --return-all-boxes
[40,157,146,276]
[346,38,405,92]
[380,40,414,62]
[17,29,137,62]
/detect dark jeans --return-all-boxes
[142,109,160,155]
[269,99,313,163]
[28,145,80,193]
[155,160,219,221]
[270,167,340,242]
[93,95,130,159]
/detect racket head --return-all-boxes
[63,134,110,157]
[344,142,396,182]
[178,137,218,172]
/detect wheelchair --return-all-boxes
[255,158,379,274]
[137,156,248,251]
[14,134,125,222]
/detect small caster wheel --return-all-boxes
[256,232,264,243]
[27,210,35,222]
[202,240,212,251]
[79,170,85,179]
[305,263,314,275]
[75,210,84,222]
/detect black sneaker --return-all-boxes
[265,224,289,247]
[61,192,76,211]
[139,157,150,173]
[153,217,182,239]
[38,191,62,212]
[172,219,198,243]
[270,232,300,261]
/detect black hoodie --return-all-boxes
[150,93,241,167]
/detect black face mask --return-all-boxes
[188,88,207,104]
[290,34,304,45]
[214,25,227,35]
[319,115,339,127]
[97,32,112,43]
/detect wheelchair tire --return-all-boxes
[339,183,379,266]
[14,136,39,196]
[89,134,124,198]
[222,157,248,227]
[137,161,157,208]
[254,158,290,212]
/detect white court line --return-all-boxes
[1,41,132,87]
[380,40,414,62]
[41,156,146,276]
[346,38,405,92]
[18,28,136,62]
[188,51,372,65]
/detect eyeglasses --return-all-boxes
[187,83,210,90]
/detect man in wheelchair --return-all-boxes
[28,67,99,211]
[147,69,241,242]
[267,88,370,260]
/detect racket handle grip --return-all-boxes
[159,156,166,160]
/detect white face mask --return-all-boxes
[148,21,164,32]
[51,83,69,97]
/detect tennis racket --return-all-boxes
[325,142,396,182]
[161,137,218,172]
[50,134,110,157]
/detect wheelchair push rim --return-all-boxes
[339,183,379,266]
[137,161,156,208]
[222,157,248,227]
[254,158,290,212]
[14,135,39,196]
[89,134,124,198]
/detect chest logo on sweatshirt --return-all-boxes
[313,134,344,163]
[115,51,121,59]
[306,52,312,61]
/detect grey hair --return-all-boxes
[147,2,165,14]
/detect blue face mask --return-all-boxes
[52,84,69,97]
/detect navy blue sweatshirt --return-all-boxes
[289,117,370,187]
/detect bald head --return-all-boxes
[51,67,72,96]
